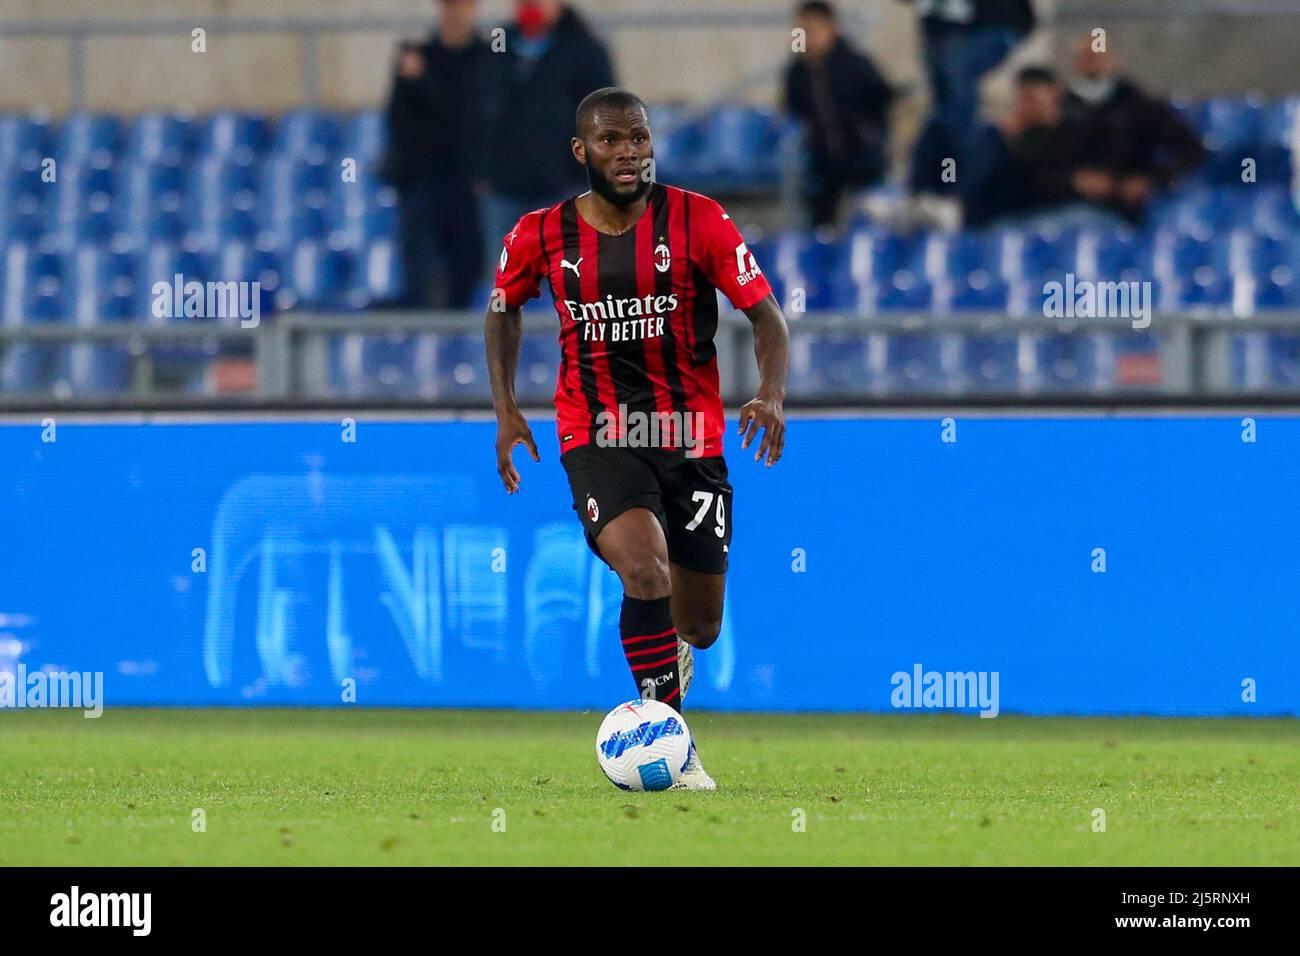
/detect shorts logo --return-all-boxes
[654,243,671,273]
[586,495,599,523]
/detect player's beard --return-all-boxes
[586,155,653,208]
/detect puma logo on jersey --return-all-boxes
[561,257,583,277]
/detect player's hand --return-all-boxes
[495,410,540,494]
[737,394,785,467]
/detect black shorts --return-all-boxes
[560,444,733,575]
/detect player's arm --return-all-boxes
[485,303,540,494]
[486,215,547,494]
[737,293,790,467]
[695,196,790,468]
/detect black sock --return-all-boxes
[619,595,681,711]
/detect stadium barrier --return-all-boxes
[1,411,1295,715]
[3,310,1300,407]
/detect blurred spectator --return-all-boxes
[783,1,895,230]
[478,1,615,263]
[900,0,1037,198]
[961,66,1088,227]
[1061,33,1207,220]
[382,0,487,310]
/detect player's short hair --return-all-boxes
[797,0,836,20]
[575,87,649,138]
[1015,66,1059,87]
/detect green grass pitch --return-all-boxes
[1,708,1296,866]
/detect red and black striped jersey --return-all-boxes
[494,182,771,458]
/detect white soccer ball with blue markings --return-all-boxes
[595,699,692,791]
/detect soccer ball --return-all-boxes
[595,699,692,791]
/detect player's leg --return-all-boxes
[560,446,685,710]
[669,563,725,702]
[670,564,725,651]
[657,455,733,791]
[594,508,684,710]
[661,454,734,688]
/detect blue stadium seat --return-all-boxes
[1231,332,1300,390]
[189,158,262,244]
[516,334,560,402]
[654,113,706,183]
[54,113,122,166]
[433,333,491,398]
[962,334,1022,392]
[770,233,853,312]
[197,112,269,164]
[997,225,1080,282]
[849,228,924,284]
[140,241,214,321]
[1,345,71,392]
[1233,232,1300,279]
[123,113,194,167]
[0,116,53,170]
[346,237,401,306]
[1156,227,1230,280]
[1171,267,1234,314]
[860,271,936,314]
[50,163,120,247]
[216,240,283,316]
[1240,268,1300,311]
[945,269,1010,311]
[1088,226,1146,281]
[696,106,785,186]
[281,239,355,310]
[1033,333,1105,391]
[339,110,387,166]
[788,331,870,396]
[333,334,430,397]
[68,344,133,392]
[921,230,997,282]
[117,162,190,244]
[882,334,952,392]
[271,109,343,163]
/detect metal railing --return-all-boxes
[3,309,1300,410]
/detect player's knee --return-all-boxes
[678,618,721,649]
[617,554,671,599]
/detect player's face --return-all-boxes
[576,107,654,208]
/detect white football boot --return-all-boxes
[678,638,694,700]
[670,739,716,791]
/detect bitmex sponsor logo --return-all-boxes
[50,886,151,936]
[152,273,261,328]
[0,664,104,718]
[890,663,1000,718]
[596,403,707,457]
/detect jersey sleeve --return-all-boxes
[692,195,772,311]
[493,210,548,310]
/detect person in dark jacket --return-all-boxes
[784,1,895,229]
[1060,33,1207,220]
[900,0,1037,196]
[478,1,615,266]
[960,66,1086,226]
[383,0,488,309]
